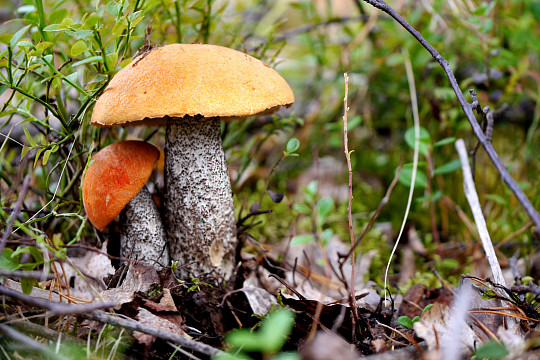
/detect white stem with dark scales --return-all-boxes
[119,186,169,269]
[164,117,237,285]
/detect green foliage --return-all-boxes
[397,315,419,329]
[291,181,335,247]
[1,0,539,355]
[397,304,433,329]
[215,308,297,360]
[473,340,509,359]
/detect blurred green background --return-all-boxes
[1,0,539,290]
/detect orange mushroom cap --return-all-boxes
[90,44,295,126]
[82,141,159,230]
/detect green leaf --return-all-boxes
[21,145,30,159]
[286,138,300,153]
[397,166,427,189]
[316,197,334,223]
[105,1,121,16]
[17,40,34,48]
[404,127,431,156]
[33,148,44,168]
[485,194,508,206]
[274,352,301,360]
[71,40,87,56]
[433,159,462,175]
[290,234,315,246]
[43,24,60,32]
[20,277,36,294]
[433,137,456,147]
[49,8,69,24]
[28,246,44,264]
[64,72,79,86]
[10,25,32,49]
[42,149,52,165]
[17,5,36,14]
[304,180,319,197]
[83,13,100,28]
[397,316,414,329]
[0,249,20,271]
[72,55,102,67]
[226,329,262,353]
[321,228,333,246]
[112,20,126,35]
[22,126,37,147]
[474,340,508,359]
[105,52,118,70]
[29,41,53,56]
[292,203,311,214]
[259,308,294,352]
[0,84,8,97]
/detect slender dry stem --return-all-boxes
[342,72,360,334]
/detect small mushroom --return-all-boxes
[91,44,294,284]
[82,141,169,269]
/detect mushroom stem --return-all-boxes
[164,117,237,285]
[119,185,169,269]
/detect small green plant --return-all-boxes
[397,126,459,189]
[473,340,509,360]
[214,308,298,360]
[397,303,433,329]
[290,181,335,248]
[177,275,213,293]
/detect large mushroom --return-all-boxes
[91,44,294,285]
[83,141,169,269]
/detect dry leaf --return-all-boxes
[100,264,159,308]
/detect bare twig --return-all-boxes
[82,311,225,357]
[0,270,54,281]
[342,72,362,337]
[0,284,115,316]
[361,0,540,237]
[455,139,516,328]
[455,139,505,286]
[272,16,369,43]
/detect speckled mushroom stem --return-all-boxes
[164,117,237,285]
[119,186,169,270]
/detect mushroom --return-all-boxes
[90,44,294,285]
[83,140,169,269]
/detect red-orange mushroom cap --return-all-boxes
[83,141,159,231]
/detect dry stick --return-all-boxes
[342,73,360,335]
[455,140,505,285]
[362,0,540,237]
[0,283,224,357]
[0,284,115,316]
[0,270,55,281]
[82,312,225,358]
[455,139,516,329]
